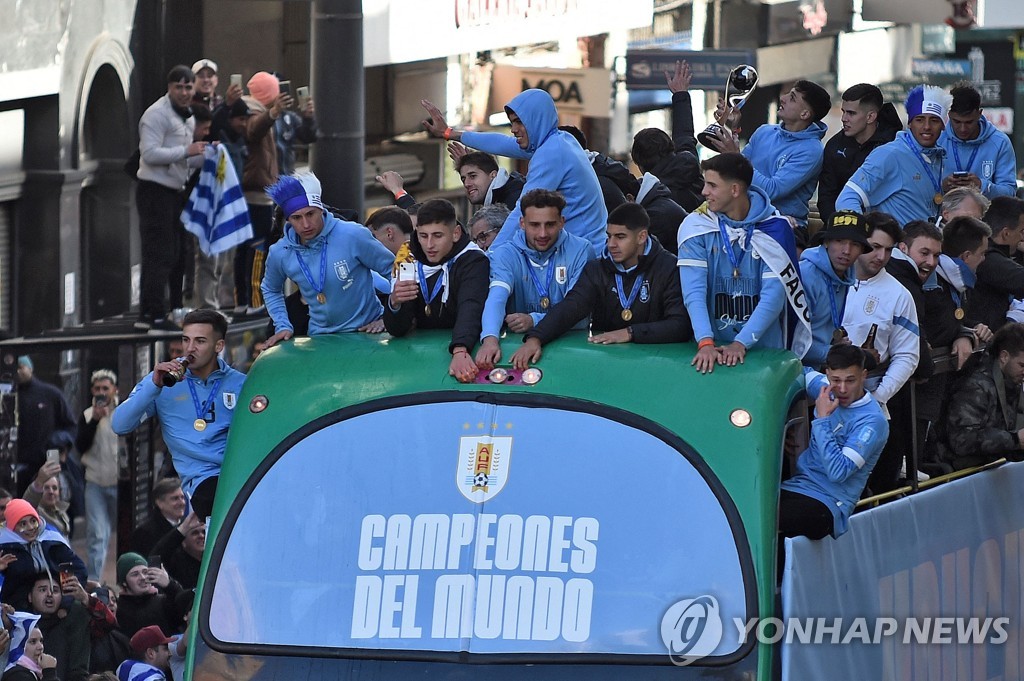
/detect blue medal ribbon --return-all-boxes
[614,273,644,314]
[294,238,328,300]
[187,376,224,424]
[524,255,556,305]
[417,263,445,307]
[901,134,943,198]
[825,283,845,332]
[950,141,979,174]
[717,222,754,278]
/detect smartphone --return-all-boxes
[952,171,969,178]
[148,555,162,569]
[296,86,310,109]
[279,80,292,97]
[94,395,109,407]
[398,262,416,282]
[230,73,242,88]
[46,449,60,466]
[58,562,75,589]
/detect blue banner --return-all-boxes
[208,400,753,661]
[782,463,1024,680]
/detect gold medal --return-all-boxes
[954,307,965,320]
[621,309,633,322]
[424,305,432,317]
[194,419,207,432]
[934,193,944,205]
[540,296,550,309]
[832,327,847,343]
[316,292,326,304]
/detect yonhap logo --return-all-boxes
[660,595,724,666]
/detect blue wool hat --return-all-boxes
[265,173,324,218]
[16,356,31,370]
[905,85,952,122]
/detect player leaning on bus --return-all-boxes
[780,344,888,540]
[112,310,245,519]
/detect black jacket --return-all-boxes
[885,257,933,380]
[152,525,201,590]
[525,237,692,345]
[383,231,489,353]
[591,153,638,213]
[637,180,687,257]
[971,241,1024,333]
[816,103,901,220]
[652,91,704,212]
[37,604,90,681]
[128,513,177,559]
[117,579,184,638]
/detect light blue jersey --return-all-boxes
[677,186,790,349]
[798,245,857,368]
[782,368,889,537]
[462,89,607,253]
[482,228,594,340]
[742,121,826,225]
[938,115,1017,198]
[836,131,945,226]
[262,212,395,335]
[111,358,246,496]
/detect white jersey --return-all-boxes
[842,268,921,406]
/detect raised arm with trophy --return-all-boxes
[697,65,759,151]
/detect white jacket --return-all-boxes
[137,94,201,191]
[842,268,921,406]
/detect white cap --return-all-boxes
[191,59,218,75]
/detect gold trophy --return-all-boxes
[697,65,759,149]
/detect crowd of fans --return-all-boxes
[5,56,1024,679]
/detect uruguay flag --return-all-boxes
[4,611,40,671]
[181,145,253,256]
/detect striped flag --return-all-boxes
[181,145,253,256]
[4,611,40,671]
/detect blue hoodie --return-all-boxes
[261,212,396,335]
[799,244,858,368]
[938,115,1017,198]
[836,130,945,227]
[677,186,790,348]
[461,89,607,252]
[481,227,595,340]
[782,368,888,537]
[742,121,827,224]
[112,358,247,497]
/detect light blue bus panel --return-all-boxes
[204,396,756,663]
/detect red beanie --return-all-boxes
[246,72,280,107]
[5,499,39,530]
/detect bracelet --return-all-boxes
[698,338,715,349]
[443,127,453,141]
[393,190,407,200]
[452,348,468,356]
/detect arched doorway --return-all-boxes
[80,63,134,322]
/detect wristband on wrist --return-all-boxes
[626,326,634,341]
[698,338,715,349]
[452,348,468,356]
[393,190,407,200]
[443,127,453,141]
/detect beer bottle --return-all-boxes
[861,324,878,351]
[162,356,191,387]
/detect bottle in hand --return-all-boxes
[162,357,191,387]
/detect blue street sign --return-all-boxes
[625,49,757,91]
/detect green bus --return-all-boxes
[186,330,807,679]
